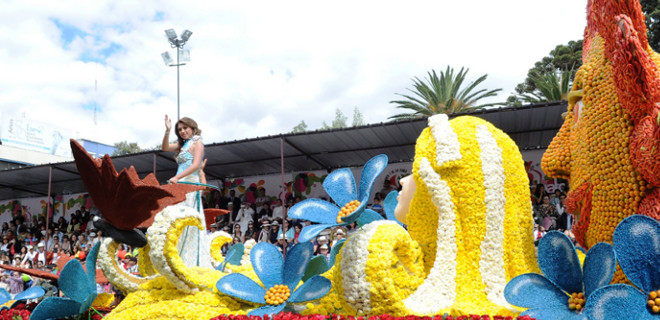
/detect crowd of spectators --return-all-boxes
[530,183,574,245]
[205,189,375,257]
[0,209,126,297]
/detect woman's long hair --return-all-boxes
[175,117,202,152]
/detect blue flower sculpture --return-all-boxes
[30,241,101,320]
[581,215,660,320]
[302,239,345,282]
[0,286,45,310]
[288,154,388,243]
[216,241,331,316]
[217,243,244,272]
[504,231,615,320]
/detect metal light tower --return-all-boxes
[161,28,193,120]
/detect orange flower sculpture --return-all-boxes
[542,0,660,252]
[70,139,204,230]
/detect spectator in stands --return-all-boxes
[232,224,243,243]
[277,219,295,242]
[533,183,550,206]
[255,189,269,209]
[227,190,241,222]
[2,272,24,295]
[21,245,36,266]
[257,203,272,222]
[269,221,280,243]
[370,193,384,216]
[235,202,254,234]
[257,222,271,243]
[271,199,284,221]
[244,222,256,243]
[0,223,8,237]
[60,235,71,254]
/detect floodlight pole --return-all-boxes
[163,29,192,120]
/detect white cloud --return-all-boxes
[0,0,587,151]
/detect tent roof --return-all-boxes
[0,102,566,201]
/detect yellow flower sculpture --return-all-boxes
[334,114,539,317]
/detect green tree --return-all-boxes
[352,107,364,126]
[292,120,308,133]
[641,0,660,52]
[322,109,348,129]
[507,40,583,105]
[112,141,141,156]
[389,66,503,120]
[518,68,574,104]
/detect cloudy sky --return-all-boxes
[0,0,588,150]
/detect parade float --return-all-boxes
[22,0,660,319]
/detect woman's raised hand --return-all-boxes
[165,115,172,131]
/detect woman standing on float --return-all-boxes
[162,115,211,268]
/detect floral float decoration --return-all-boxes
[30,242,101,320]
[504,231,615,320]
[288,154,388,242]
[216,242,331,316]
[332,114,539,316]
[0,287,44,310]
[541,0,660,253]
[580,215,660,319]
[302,239,345,282]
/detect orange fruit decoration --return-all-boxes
[542,0,660,255]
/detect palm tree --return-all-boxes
[518,68,573,104]
[389,66,503,120]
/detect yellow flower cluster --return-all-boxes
[302,267,347,315]
[208,231,232,268]
[138,243,158,277]
[648,290,660,313]
[106,277,249,320]
[568,292,585,311]
[92,292,115,309]
[164,216,225,291]
[542,36,645,250]
[403,116,537,316]
[363,223,425,315]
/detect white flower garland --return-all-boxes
[475,125,511,309]
[428,114,461,166]
[340,220,390,315]
[403,157,457,314]
[240,239,256,266]
[148,206,201,293]
[98,238,156,294]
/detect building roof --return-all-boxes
[0,102,567,201]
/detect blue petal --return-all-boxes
[79,293,98,313]
[59,259,94,304]
[248,303,286,317]
[289,275,332,303]
[538,231,583,294]
[86,241,101,292]
[357,154,388,201]
[613,215,660,293]
[288,199,340,224]
[0,289,10,305]
[356,209,384,227]
[584,284,654,320]
[29,297,82,320]
[219,243,244,271]
[251,242,284,289]
[216,273,267,304]
[583,242,616,298]
[383,190,404,226]
[521,307,583,320]
[505,273,569,309]
[323,168,357,207]
[283,242,314,291]
[14,286,45,301]
[302,256,328,282]
[298,224,335,243]
[327,239,345,268]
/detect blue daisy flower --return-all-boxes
[302,239,345,282]
[216,242,331,316]
[0,286,45,310]
[30,242,101,320]
[288,154,388,243]
[582,215,660,320]
[505,231,615,320]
